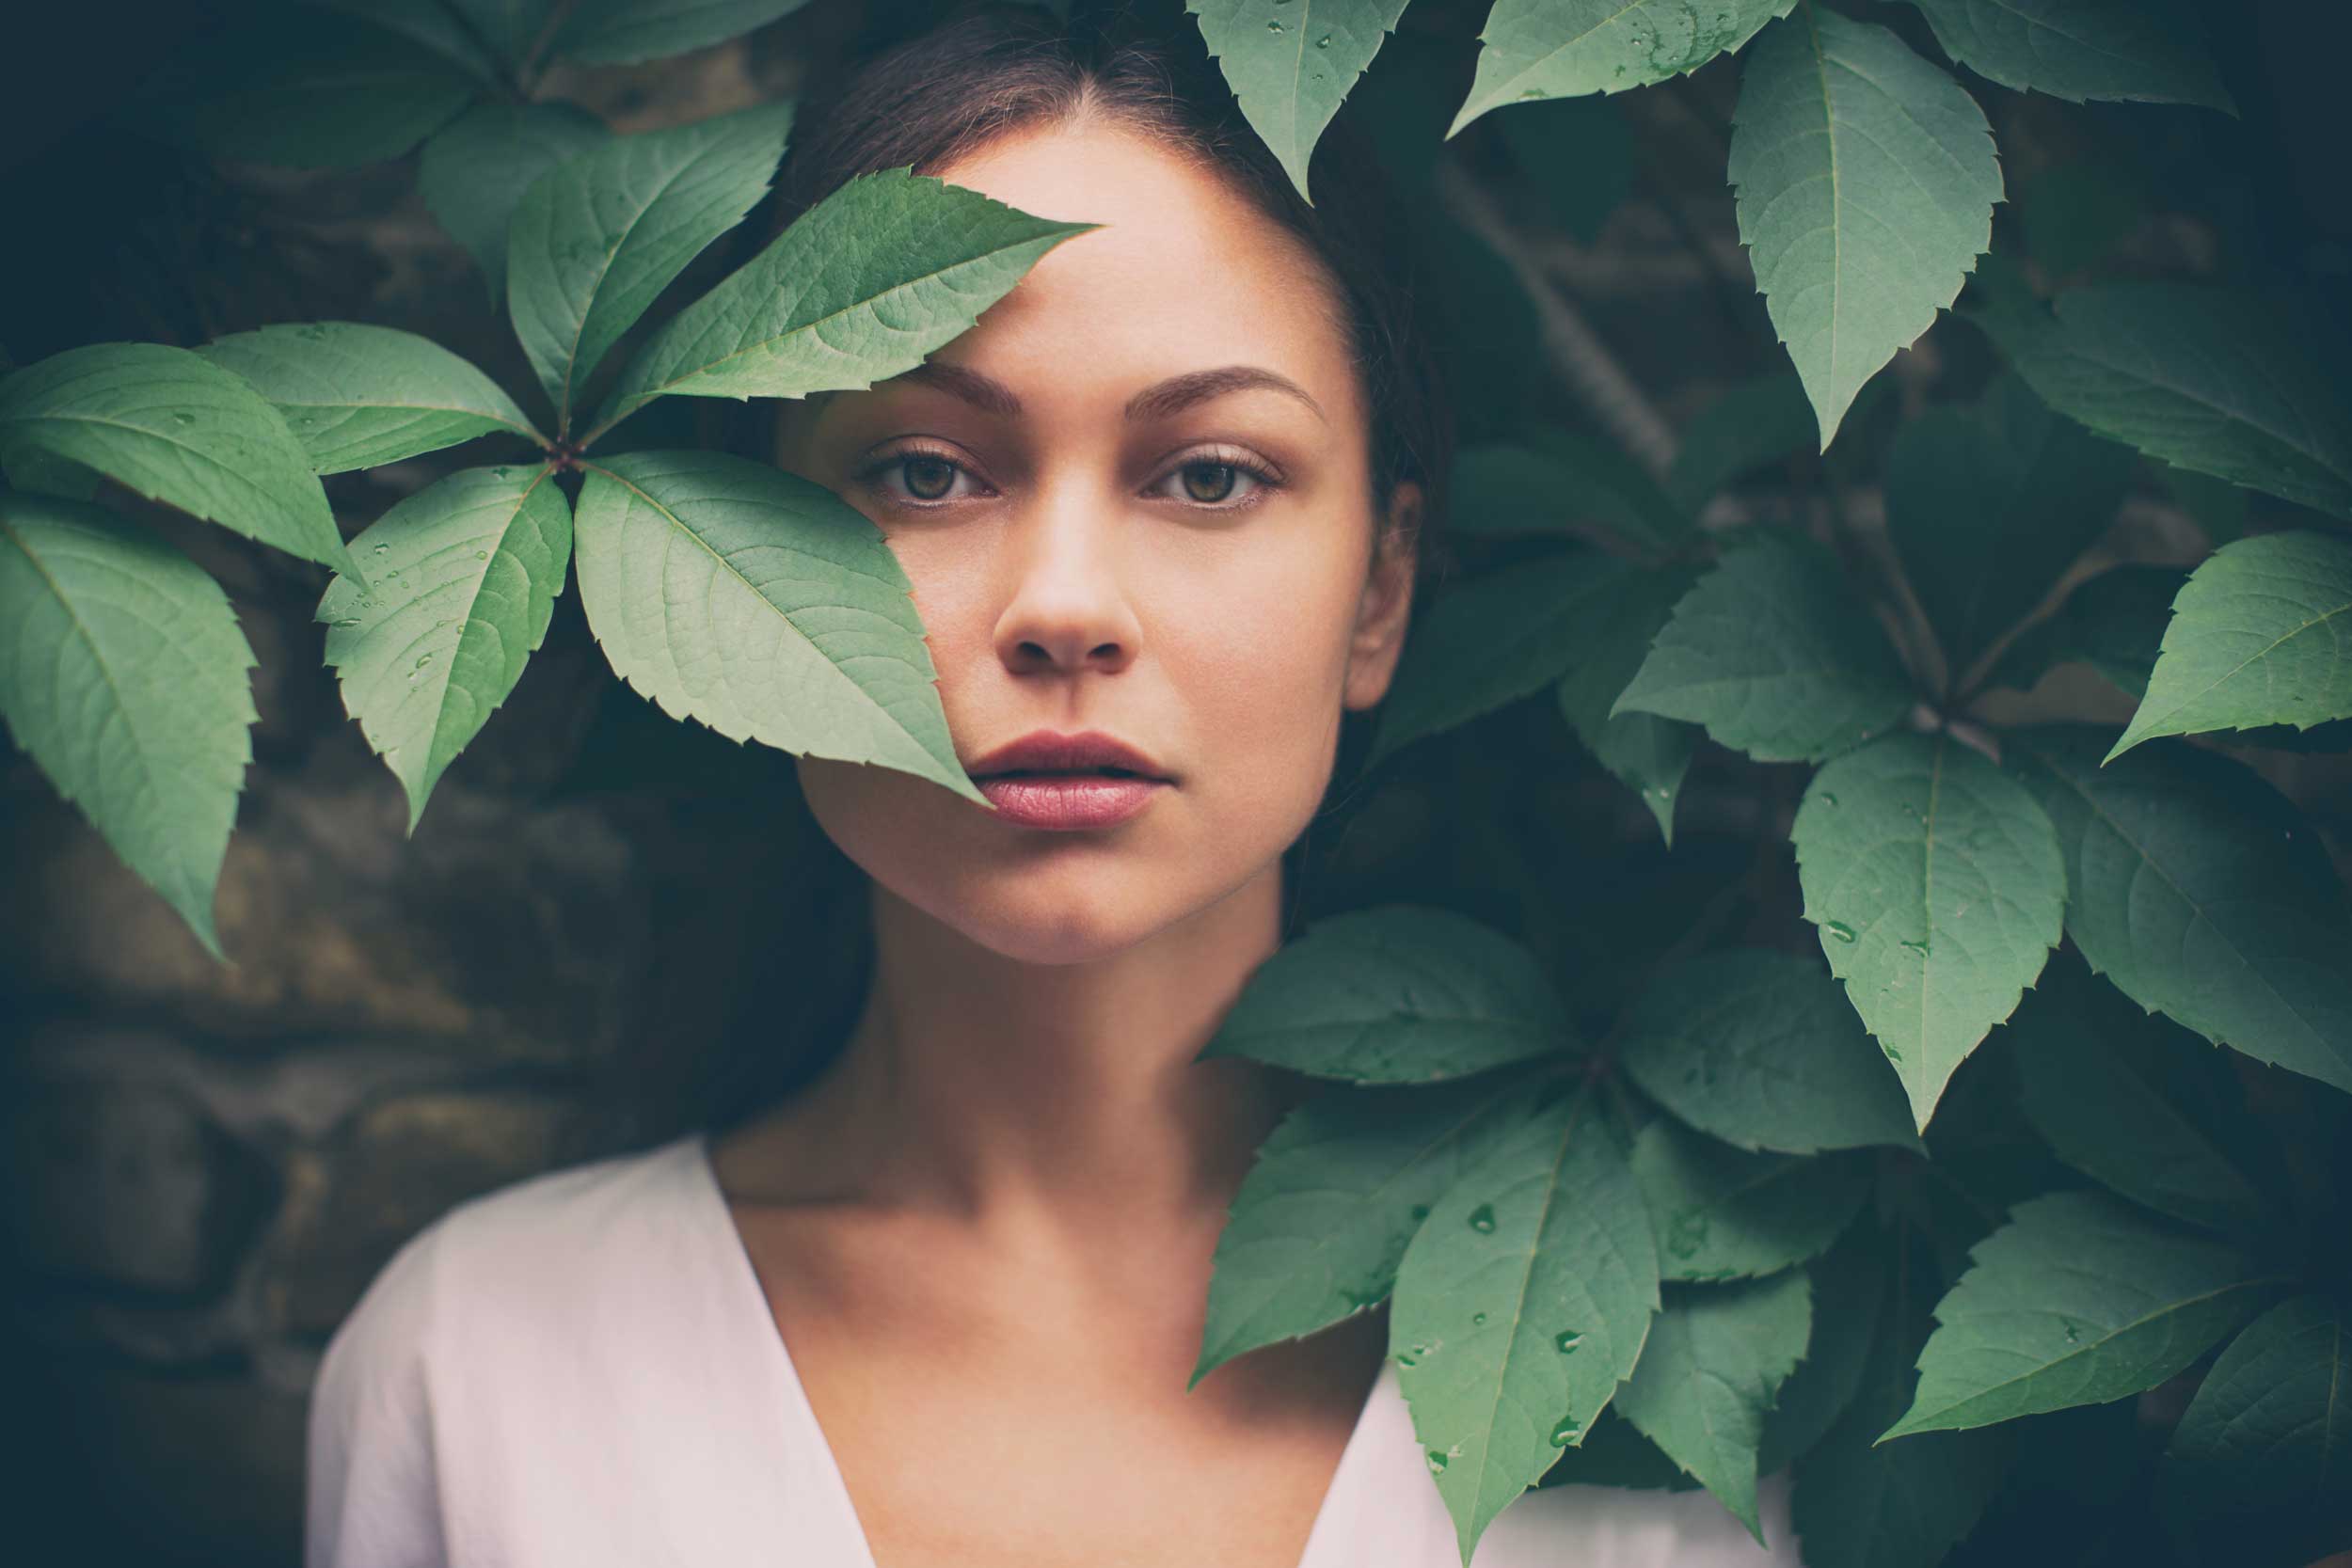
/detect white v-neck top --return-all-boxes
[306,1131,1806,1568]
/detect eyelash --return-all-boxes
[851,441,1284,514]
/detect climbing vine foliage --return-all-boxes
[2,3,2347,1566]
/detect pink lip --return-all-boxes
[977,773,1168,830]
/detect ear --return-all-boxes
[1342,480,1422,712]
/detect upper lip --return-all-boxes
[966,729,1173,782]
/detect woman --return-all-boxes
[307,4,1804,1563]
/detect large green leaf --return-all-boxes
[1551,562,1702,843]
[571,450,980,803]
[1728,8,2000,448]
[1790,1275,2014,1568]
[0,343,363,583]
[1616,950,1921,1157]
[1791,731,2066,1131]
[305,0,503,81]
[1897,0,2236,112]
[2009,958,2277,1237]
[1193,1066,1553,1385]
[551,0,817,65]
[0,493,258,963]
[1450,0,1794,136]
[1391,1083,1659,1563]
[1198,904,1574,1083]
[419,103,609,303]
[1883,373,2136,681]
[1971,282,2352,521]
[132,5,481,168]
[1369,547,1629,772]
[1615,1272,1812,1542]
[1885,1189,2284,1438]
[2008,727,2352,1096]
[1630,1119,1871,1283]
[196,322,543,474]
[316,465,573,835]
[508,101,797,433]
[1613,533,1915,763]
[2111,531,2352,758]
[589,170,1097,437]
[2163,1294,2349,1513]
[1187,0,1412,202]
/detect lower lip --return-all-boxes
[976,773,1168,829]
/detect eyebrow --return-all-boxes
[888,360,1327,425]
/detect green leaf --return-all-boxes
[196,322,544,473]
[1615,1272,1812,1542]
[508,101,797,434]
[1728,8,2000,449]
[1617,950,1921,1156]
[1450,0,1794,136]
[1989,563,2183,698]
[0,343,363,584]
[1897,0,2236,112]
[1791,731,2066,1132]
[1970,282,2352,521]
[1790,1275,2015,1568]
[2163,1294,2349,1513]
[1883,1188,2283,1438]
[1534,1407,1702,1492]
[1550,562,1703,842]
[590,169,1097,437]
[1369,548,1636,773]
[1186,0,1412,203]
[1883,372,2136,680]
[571,450,981,804]
[1391,1083,1659,1564]
[1630,1119,1870,1282]
[1663,370,1818,519]
[1198,904,1574,1083]
[316,465,573,835]
[2009,958,2278,1237]
[2111,531,2352,758]
[1194,1066,1553,1385]
[2,447,104,502]
[437,0,555,71]
[419,103,609,304]
[1613,533,1915,763]
[0,493,258,963]
[305,0,504,81]
[1446,435,1690,551]
[2008,726,2352,1096]
[1758,1236,1885,1472]
[132,5,480,168]
[551,0,816,65]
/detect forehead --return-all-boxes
[910,117,1357,399]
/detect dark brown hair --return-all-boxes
[660,0,1455,1142]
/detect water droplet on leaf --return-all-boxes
[1471,1312,1486,1326]
[1899,939,1931,957]
[1265,18,1283,29]
[1467,1203,1497,1233]
[1825,921,1857,943]
[1425,1449,1449,1473]
[373,543,389,555]
[169,411,196,426]
[1549,1417,1581,1448]
[1555,1330,1583,1354]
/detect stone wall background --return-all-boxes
[4,2,2346,1565]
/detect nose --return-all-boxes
[991,475,1142,677]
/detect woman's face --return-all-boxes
[774,117,1421,966]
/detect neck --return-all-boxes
[758,859,1311,1263]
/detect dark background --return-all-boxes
[5,2,2347,1563]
